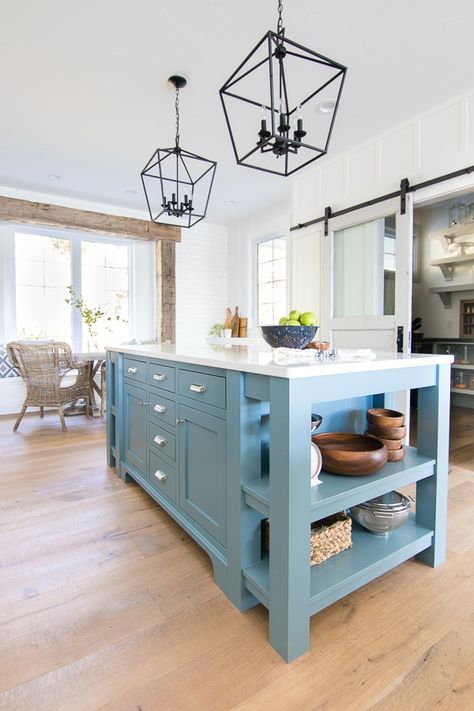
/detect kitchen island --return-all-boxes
[106,342,452,662]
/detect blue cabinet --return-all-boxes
[108,348,450,664]
[123,381,147,475]
[178,403,227,546]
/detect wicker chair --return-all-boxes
[6,341,91,432]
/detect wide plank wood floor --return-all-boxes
[0,407,473,711]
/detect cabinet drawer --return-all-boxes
[178,369,226,409]
[148,450,176,502]
[149,420,176,461]
[148,391,176,429]
[124,357,147,383]
[147,362,175,393]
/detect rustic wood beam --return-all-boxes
[0,195,181,242]
[155,241,176,343]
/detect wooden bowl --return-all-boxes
[387,446,405,462]
[366,423,407,441]
[365,432,404,450]
[367,408,405,427]
[311,432,388,475]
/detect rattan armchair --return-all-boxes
[6,341,91,432]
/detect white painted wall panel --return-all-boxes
[320,157,346,208]
[346,143,378,202]
[175,222,228,343]
[418,102,463,175]
[380,125,416,186]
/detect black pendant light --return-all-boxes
[219,1,347,177]
[141,75,217,228]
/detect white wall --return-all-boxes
[227,200,291,335]
[228,86,474,328]
[175,221,228,343]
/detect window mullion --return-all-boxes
[71,237,82,350]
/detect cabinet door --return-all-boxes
[123,382,147,475]
[178,404,227,546]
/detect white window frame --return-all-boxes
[252,232,289,327]
[0,222,155,348]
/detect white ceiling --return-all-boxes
[1,0,474,226]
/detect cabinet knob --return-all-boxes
[153,435,167,447]
[154,470,167,482]
[176,418,184,425]
[127,367,138,374]
[153,373,167,381]
[153,404,166,413]
[190,383,206,393]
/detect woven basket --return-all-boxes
[262,511,352,566]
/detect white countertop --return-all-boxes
[106,341,454,379]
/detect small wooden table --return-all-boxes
[66,352,106,417]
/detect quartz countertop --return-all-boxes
[106,342,453,379]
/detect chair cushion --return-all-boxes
[0,344,20,378]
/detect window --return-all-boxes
[256,236,287,325]
[1,224,155,351]
[15,233,72,341]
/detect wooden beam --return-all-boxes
[155,241,176,343]
[0,195,181,242]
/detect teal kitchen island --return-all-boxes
[106,343,452,662]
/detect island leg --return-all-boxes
[268,377,311,662]
[415,363,451,567]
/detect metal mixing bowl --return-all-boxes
[350,491,411,535]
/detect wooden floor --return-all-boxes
[0,407,473,711]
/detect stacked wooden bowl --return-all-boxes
[366,408,406,461]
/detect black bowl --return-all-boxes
[259,325,318,349]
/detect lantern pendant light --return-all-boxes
[219,0,347,177]
[141,75,217,228]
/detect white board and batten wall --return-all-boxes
[228,86,474,343]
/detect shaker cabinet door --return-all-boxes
[178,404,227,546]
[123,382,147,475]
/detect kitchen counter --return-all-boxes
[106,344,452,662]
[106,341,452,378]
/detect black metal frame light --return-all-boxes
[219,1,347,177]
[141,75,217,228]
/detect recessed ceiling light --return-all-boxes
[48,174,61,181]
[225,200,237,206]
[125,189,138,195]
[318,100,336,114]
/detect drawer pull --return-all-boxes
[153,435,167,447]
[190,383,206,393]
[153,373,167,381]
[176,418,184,425]
[138,401,149,407]
[154,470,167,482]
[153,404,166,414]
[127,367,138,374]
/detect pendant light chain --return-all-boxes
[277,0,283,35]
[175,86,180,148]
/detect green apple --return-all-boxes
[278,316,289,325]
[299,311,318,326]
[288,309,301,321]
[286,319,300,325]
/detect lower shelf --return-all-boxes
[243,515,433,616]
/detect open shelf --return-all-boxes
[429,283,474,308]
[242,447,435,521]
[451,387,474,395]
[431,254,474,280]
[242,516,433,614]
